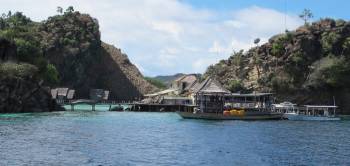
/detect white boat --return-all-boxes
[283,112,340,121]
[283,105,340,121]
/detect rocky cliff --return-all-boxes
[205,19,350,114]
[0,10,158,101]
[39,11,158,100]
[0,38,60,113]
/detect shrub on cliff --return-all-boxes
[227,80,244,92]
[305,56,350,89]
[321,32,341,53]
[0,62,38,79]
[43,63,59,85]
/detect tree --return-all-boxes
[43,63,59,85]
[65,6,75,13]
[253,38,261,79]
[299,9,313,25]
[254,38,260,45]
[228,80,244,92]
[57,6,63,14]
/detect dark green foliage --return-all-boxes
[65,6,75,14]
[321,32,341,53]
[305,56,350,89]
[270,73,295,92]
[341,37,350,56]
[271,39,285,56]
[144,77,167,89]
[57,7,63,14]
[228,50,245,66]
[0,63,38,79]
[43,63,59,85]
[227,80,244,92]
[15,38,42,63]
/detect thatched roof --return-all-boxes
[57,88,69,97]
[67,90,75,100]
[193,77,230,94]
[103,90,110,100]
[51,89,58,99]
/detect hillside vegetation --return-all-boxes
[0,8,158,101]
[205,19,350,113]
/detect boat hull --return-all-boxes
[284,113,340,121]
[177,111,283,120]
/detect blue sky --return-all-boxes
[0,0,348,76]
[184,0,349,20]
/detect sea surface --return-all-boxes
[1,105,350,166]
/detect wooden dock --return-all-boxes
[129,103,196,112]
[60,99,196,112]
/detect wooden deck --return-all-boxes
[59,99,196,112]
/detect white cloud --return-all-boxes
[0,1,303,76]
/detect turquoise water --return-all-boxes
[1,110,350,165]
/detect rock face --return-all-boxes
[39,12,158,100]
[0,37,17,62]
[0,74,57,113]
[99,43,158,99]
[206,19,350,114]
[0,38,61,113]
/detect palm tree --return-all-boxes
[253,38,261,79]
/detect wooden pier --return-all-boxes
[60,99,195,112]
[129,103,196,112]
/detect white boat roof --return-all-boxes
[228,93,273,97]
[304,105,338,108]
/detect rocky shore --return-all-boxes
[0,38,63,113]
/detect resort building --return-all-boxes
[142,74,199,104]
[51,88,75,100]
[171,74,198,95]
[192,77,231,113]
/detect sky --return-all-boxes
[1,0,349,76]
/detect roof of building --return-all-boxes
[193,77,231,94]
[67,90,75,100]
[144,89,177,97]
[184,80,198,91]
[51,89,58,99]
[174,74,198,83]
[304,105,338,108]
[103,91,110,100]
[57,88,69,96]
[229,92,274,97]
[163,96,192,100]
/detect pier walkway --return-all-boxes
[59,99,196,112]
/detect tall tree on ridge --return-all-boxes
[299,9,313,25]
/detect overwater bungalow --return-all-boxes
[192,77,231,113]
[177,77,282,120]
[51,87,75,104]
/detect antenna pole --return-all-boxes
[284,0,287,31]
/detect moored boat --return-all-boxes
[283,112,340,121]
[282,105,340,121]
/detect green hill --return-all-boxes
[0,9,158,100]
[205,19,350,114]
